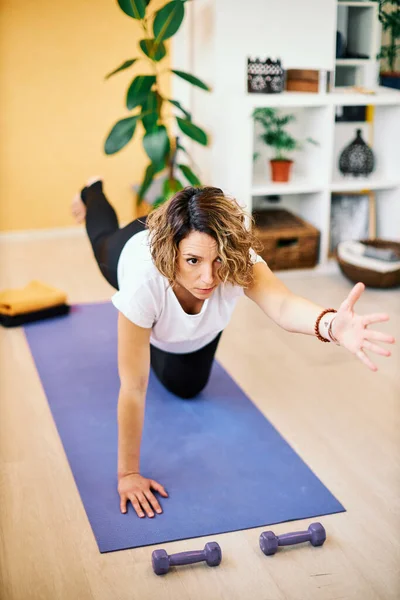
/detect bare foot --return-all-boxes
[86,176,102,187]
[71,192,86,224]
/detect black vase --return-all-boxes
[339,129,375,177]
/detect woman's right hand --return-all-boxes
[118,473,169,517]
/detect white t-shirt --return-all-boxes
[111,230,264,354]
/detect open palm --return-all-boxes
[333,282,395,371]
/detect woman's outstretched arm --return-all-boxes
[245,262,395,371]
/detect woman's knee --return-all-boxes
[164,378,208,400]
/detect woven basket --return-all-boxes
[253,209,320,270]
[337,239,400,288]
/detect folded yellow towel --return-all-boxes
[0,280,68,316]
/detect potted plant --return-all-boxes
[104,0,211,210]
[252,107,316,183]
[373,0,400,89]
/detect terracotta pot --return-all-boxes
[380,71,400,78]
[270,159,293,182]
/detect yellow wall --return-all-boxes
[0,0,170,232]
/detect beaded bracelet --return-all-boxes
[314,308,337,343]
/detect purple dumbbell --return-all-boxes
[260,522,326,556]
[152,541,222,575]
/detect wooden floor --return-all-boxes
[1,233,399,600]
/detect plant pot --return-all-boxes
[380,71,400,90]
[270,159,293,182]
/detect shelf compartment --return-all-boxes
[251,192,331,265]
[335,64,364,87]
[252,106,331,191]
[327,188,400,262]
[332,104,400,188]
[252,193,327,230]
[336,2,377,61]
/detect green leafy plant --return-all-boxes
[373,0,400,72]
[104,0,210,207]
[252,107,316,161]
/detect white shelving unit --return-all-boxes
[173,0,400,270]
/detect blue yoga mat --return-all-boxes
[25,302,345,553]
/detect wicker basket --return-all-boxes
[337,239,400,288]
[252,209,320,270]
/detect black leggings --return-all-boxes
[82,181,222,399]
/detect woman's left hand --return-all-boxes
[332,282,395,371]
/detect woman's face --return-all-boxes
[175,231,222,299]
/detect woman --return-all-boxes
[72,178,395,519]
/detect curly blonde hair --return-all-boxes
[145,186,262,288]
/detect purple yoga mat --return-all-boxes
[24,302,345,553]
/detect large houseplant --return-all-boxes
[104,0,211,209]
[373,0,400,89]
[252,108,316,183]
